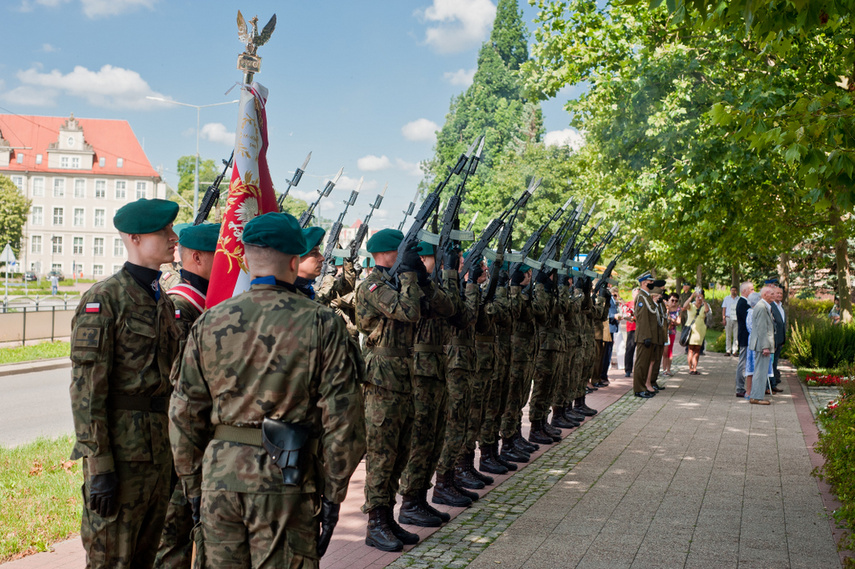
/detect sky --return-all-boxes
[0,0,585,229]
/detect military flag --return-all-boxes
[206,82,278,307]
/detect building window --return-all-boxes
[53,178,65,197]
[112,264,123,274]
[95,180,106,199]
[52,236,63,255]
[72,157,80,169]
[74,263,84,277]
[51,262,62,273]
[93,238,104,256]
[98,157,105,168]
[32,178,44,197]
[74,179,85,198]
[31,206,43,225]
[73,208,84,227]
[94,208,105,228]
[52,207,64,226]
[61,156,69,168]
[16,153,23,164]
[115,180,126,199]
[31,235,42,254]
[73,236,84,255]
[11,176,23,191]
[93,264,104,277]
[135,181,147,199]
[113,238,124,257]
[117,158,123,168]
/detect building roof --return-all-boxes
[0,114,159,178]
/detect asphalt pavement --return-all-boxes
[0,359,73,447]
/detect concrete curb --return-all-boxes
[0,358,70,378]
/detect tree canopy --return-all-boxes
[0,175,32,259]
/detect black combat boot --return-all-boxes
[366,506,403,552]
[454,455,486,489]
[574,396,597,416]
[453,477,480,502]
[565,406,586,422]
[551,406,580,429]
[513,430,539,453]
[431,471,472,508]
[420,488,450,522]
[529,419,554,445]
[479,443,508,475]
[398,493,442,528]
[501,437,530,463]
[465,452,494,486]
[386,507,420,545]
[492,442,517,470]
[542,420,563,442]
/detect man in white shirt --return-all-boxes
[721,286,739,356]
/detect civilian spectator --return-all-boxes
[830,296,842,325]
[735,281,754,397]
[623,289,638,378]
[769,285,786,392]
[748,286,776,405]
[661,293,680,376]
[682,290,711,375]
[721,285,739,356]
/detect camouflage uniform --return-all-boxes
[566,287,592,403]
[528,282,569,424]
[355,269,423,512]
[480,286,512,447]
[466,299,498,455]
[70,266,181,569]
[590,296,610,382]
[155,275,208,569]
[319,260,360,341]
[550,284,578,411]
[159,261,182,292]
[169,279,365,568]
[399,270,458,497]
[500,284,538,440]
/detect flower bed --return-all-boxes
[805,373,852,387]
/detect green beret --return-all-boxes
[179,223,220,252]
[173,223,191,238]
[366,228,404,253]
[521,264,532,273]
[362,257,376,268]
[301,226,326,256]
[417,240,435,256]
[242,212,306,255]
[113,198,179,234]
[334,256,344,266]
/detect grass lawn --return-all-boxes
[0,435,82,562]
[705,328,723,352]
[0,342,70,365]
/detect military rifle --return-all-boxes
[321,177,362,275]
[593,235,636,296]
[397,187,420,232]
[576,222,619,286]
[277,151,312,212]
[528,197,580,286]
[458,217,504,287]
[298,167,343,228]
[510,197,573,280]
[557,201,596,272]
[349,183,387,261]
[193,151,234,225]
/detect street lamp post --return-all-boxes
[146,96,239,214]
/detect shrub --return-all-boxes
[786,321,855,368]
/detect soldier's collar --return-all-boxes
[124,262,160,300]
[250,275,297,292]
[180,269,209,295]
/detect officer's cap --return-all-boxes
[242,212,306,255]
[366,228,404,253]
[179,223,220,252]
[652,279,666,288]
[114,198,179,234]
[417,240,435,256]
[637,272,653,283]
[301,226,326,256]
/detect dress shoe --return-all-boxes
[624,373,632,378]
[772,386,784,393]
[599,379,610,386]
[653,383,665,390]
[749,398,771,405]
[635,391,654,399]
[585,387,595,394]
[736,391,746,398]
[765,389,771,395]
[366,506,403,552]
[399,494,442,527]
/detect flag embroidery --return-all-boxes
[85,303,100,313]
[368,283,378,292]
[175,309,181,319]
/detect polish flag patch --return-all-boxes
[85,303,100,313]
[368,283,379,292]
[175,309,181,319]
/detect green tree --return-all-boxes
[170,156,221,223]
[278,194,309,218]
[0,175,32,260]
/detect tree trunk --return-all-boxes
[830,206,853,323]
[731,264,738,289]
[676,275,683,291]
[778,253,790,308]
[696,264,703,288]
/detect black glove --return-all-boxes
[467,263,484,284]
[189,496,202,526]
[417,267,430,287]
[497,270,510,288]
[397,241,425,275]
[444,246,460,272]
[535,270,551,285]
[574,276,584,290]
[643,338,652,348]
[511,269,525,285]
[317,496,340,557]
[88,471,118,518]
[600,285,611,298]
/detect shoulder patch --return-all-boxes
[85,302,101,313]
[368,283,379,292]
[74,326,101,349]
[175,309,181,319]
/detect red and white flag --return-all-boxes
[207,83,278,308]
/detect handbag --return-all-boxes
[679,311,699,347]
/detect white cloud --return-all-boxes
[402,118,439,142]
[443,68,475,87]
[396,158,423,177]
[81,0,158,18]
[200,122,235,145]
[357,155,392,171]
[41,43,58,53]
[336,175,378,191]
[13,64,167,110]
[0,85,58,107]
[544,128,586,152]
[416,0,496,54]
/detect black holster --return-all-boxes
[261,417,310,487]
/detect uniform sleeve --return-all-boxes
[361,272,422,323]
[168,322,214,500]
[423,270,457,319]
[69,293,116,476]
[448,281,479,329]
[530,283,551,324]
[317,312,366,503]
[315,275,342,306]
[493,286,513,327]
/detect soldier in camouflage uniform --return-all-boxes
[169,212,366,568]
[574,278,607,417]
[156,222,220,569]
[398,241,458,528]
[548,277,583,431]
[565,279,593,423]
[355,229,426,552]
[294,226,326,301]
[69,198,182,569]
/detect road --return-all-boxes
[0,366,74,447]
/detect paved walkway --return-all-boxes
[3,352,847,568]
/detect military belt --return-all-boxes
[370,346,412,357]
[413,344,444,354]
[449,337,474,347]
[475,335,495,343]
[108,395,169,414]
[214,424,321,454]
